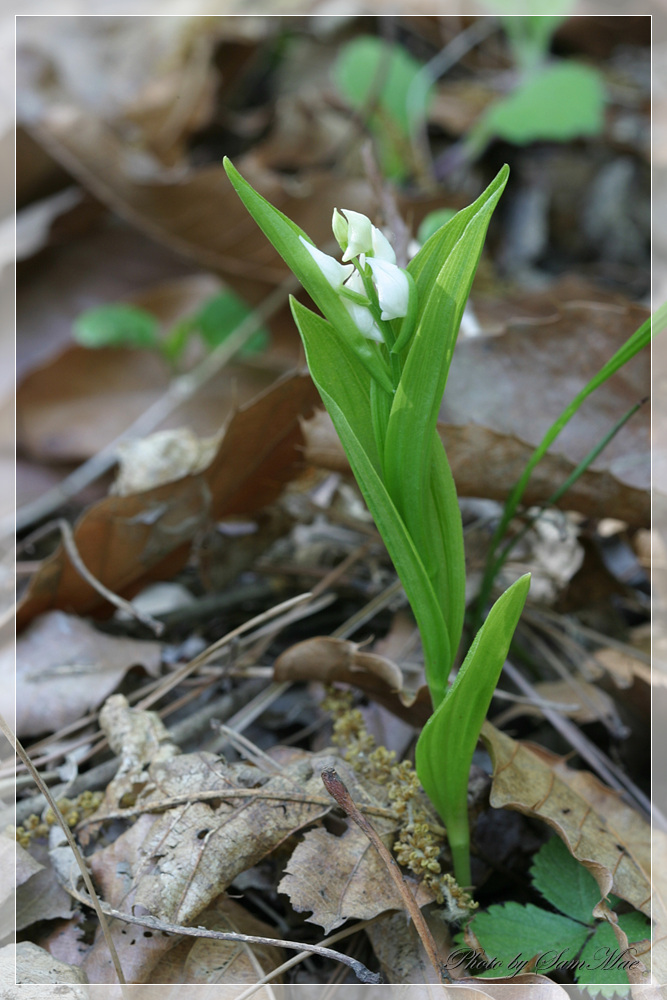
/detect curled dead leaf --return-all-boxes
[17,371,319,628]
[273,635,433,726]
[481,721,650,917]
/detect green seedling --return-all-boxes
[333,35,435,182]
[457,835,650,994]
[466,9,605,159]
[73,290,269,366]
[224,155,530,889]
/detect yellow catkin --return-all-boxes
[324,684,477,920]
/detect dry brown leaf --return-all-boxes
[279,822,433,935]
[443,279,649,492]
[82,740,332,983]
[14,941,88,986]
[24,107,373,305]
[274,635,433,727]
[135,896,283,985]
[303,410,649,528]
[481,721,650,917]
[17,371,320,627]
[16,841,74,933]
[365,908,451,984]
[6,611,161,737]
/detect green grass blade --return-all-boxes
[475,314,651,624]
[490,397,646,581]
[415,573,531,887]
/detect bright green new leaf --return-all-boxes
[291,296,451,694]
[468,62,605,155]
[73,303,159,350]
[384,167,508,657]
[196,291,269,355]
[333,36,433,180]
[468,902,590,977]
[415,572,530,885]
[530,833,601,925]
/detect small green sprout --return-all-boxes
[224,156,530,890]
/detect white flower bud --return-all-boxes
[371,227,397,264]
[338,209,375,262]
[343,299,384,342]
[300,236,354,288]
[367,258,410,321]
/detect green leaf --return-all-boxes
[617,910,651,945]
[223,157,393,393]
[333,36,433,180]
[468,62,605,154]
[415,573,530,885]
[384,166,508,644]
[195,291,269,355]
[291,295,452,701]
[531,836,602,925]
[577,922,637,990]
[73,304,159,350]
[468,901,589,978]
[416,208,457,246]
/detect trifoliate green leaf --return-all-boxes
[468,901,589,977]
[531,835,602,924]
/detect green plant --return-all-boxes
[333,35,435,182]
[462,8,605,159]
[223,156,530,890]
[73,290,269,365]
[455,836,650,994]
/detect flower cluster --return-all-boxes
[300,208,411,343]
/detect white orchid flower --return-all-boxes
[343,299,384,342]
[335,209,375,262]
[300,236,354,288]
[367,257,410,321]
[371,226,397,264]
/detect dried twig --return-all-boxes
[76,785,398,829]
[66,884,382,984]
[320,765,450,984]
[0,714,129,990]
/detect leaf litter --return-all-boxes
[12,12,654,992]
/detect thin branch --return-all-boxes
[320,765,450,984]
[67,884,382,984]
[76,786,398,829]
[0,714,129,991]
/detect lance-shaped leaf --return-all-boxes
[291,297,451,700]
[415,572,530,888]
[223,158,393,393]
[384,167,509,670]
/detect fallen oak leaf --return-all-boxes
[134,895,284,985]
[279,823,434,934]
[481,721,650,917]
